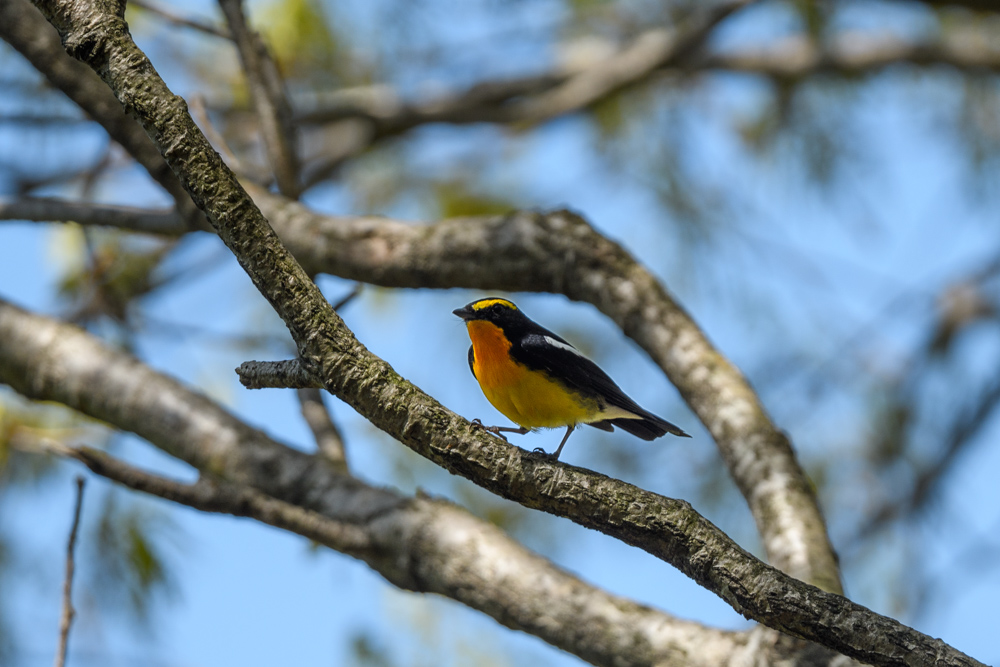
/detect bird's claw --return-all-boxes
[471,418,508,442]
[532,447,557,459]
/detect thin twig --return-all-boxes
[236,359,319,389]
[54,476,86,667]
[129,0,231,40]
[188,95,265,183]
[0,197,187,235]
[218,0,300,197]
[295,285,360,468]
[331,284,363,311]
[297,389,348,470]
[44,443,371,557]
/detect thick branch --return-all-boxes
[249,188,842,595]
[0,298,980,667]
[0,298,754,667]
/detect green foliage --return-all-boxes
[349,631,395,667]
[432,181,516,218]
[0,396,103,488]
[258,0,346,83]
[88,491,180,624]
[53,227,174,328]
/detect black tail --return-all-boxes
[588,416,690,441]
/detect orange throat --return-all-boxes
[465,320,599,429]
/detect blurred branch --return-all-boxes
[504,0,752,123]
[1,298,777,667]
[55,476,85,667]
[128,0,230,40]
[0,0,210,231]
[294,0,751,129]
[188,94,271,184]
[297,30,1000,179]
[0,197,187,235]
[296,1,752,182]
[297,389,347,470]
[48,443,372,556]
[218,0,299,197]
[857,348,1000,542]
[701,33,1000,77]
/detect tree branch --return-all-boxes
[0,0,210,232]
[18,1,985,663]
[128,0,230,40]
[56,443,372,555]
[217,0,299,196]
[16,0,842,599]
[0,299,766,667]
[504,0,753,124]
[54,476,85,667]
[0,297,981,667]
[297,388,348,470]
[248,188,844,595]
[295,31,1000,154]
[0,196,186,235]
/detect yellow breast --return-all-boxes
[466,321,599,428]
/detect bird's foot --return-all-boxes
[532,447,559,460]
[471,418,508,442]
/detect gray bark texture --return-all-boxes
[0,298,788,667]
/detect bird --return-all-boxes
[453,297,689,460]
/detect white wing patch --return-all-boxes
[543,335,586,357]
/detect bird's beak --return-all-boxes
[453,306,474,321]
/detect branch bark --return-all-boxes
[0,298,759,667]
[247,189,844,596]
[297,388,348,470]
[0,295,982,667]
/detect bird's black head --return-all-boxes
[453,298,531,335]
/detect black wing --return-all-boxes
[467,344,476,379]
[513,333,689,440]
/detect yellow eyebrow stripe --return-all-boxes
[471,298,517,311]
